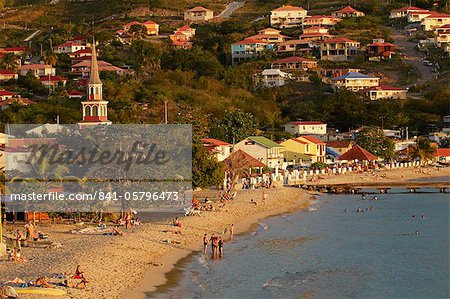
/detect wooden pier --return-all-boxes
[300,181,450,194]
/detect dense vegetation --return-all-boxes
[0,0,448,137]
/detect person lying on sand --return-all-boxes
[9,249,27,263]
[113,225,125,236]
[250,199,258,206]
[72,265,84,279]
[6,278,25,284]
[35,276,51,288]
[64,277,88,289]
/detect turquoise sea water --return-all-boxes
[151,190,449,299]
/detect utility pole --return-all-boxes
[164,101,168,124]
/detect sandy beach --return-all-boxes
[0,186,311,299]
[0,166,448,299]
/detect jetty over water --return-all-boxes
[301,181,450,194]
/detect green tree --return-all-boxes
[210,109,258,144]
[355,127,394,160]
[0,53,19,71]
[412,136,436,165]
[43,51,58,66]
[192,138,224,189]
[129,24,148,39]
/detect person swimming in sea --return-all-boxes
[412,214,416,219]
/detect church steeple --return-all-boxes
[89,39,102,85]
[78,38,111,127]
[87,39,103,101]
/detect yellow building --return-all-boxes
[421,12,450,31]
[331,72,380,92]
[270,5,308,28]
[281,136,326,164]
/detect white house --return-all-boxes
[257,69,291,87]
[234,136,284,168]
[362,85,407,100]
[389,6,428,19]
[421,12,450,31]
[283,121,327,136]
[270,5,308,28]
[55,41,86,54]
[331,72,380,91]
[184,6,214,22]
[202,138,232,162]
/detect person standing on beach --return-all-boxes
[262,190,268,204]
[218,237,224,257]
[210,234,216,256]
[230,224,234,240]
[203,234,209,254]
[15,230,23,249]
[213,237,219,258]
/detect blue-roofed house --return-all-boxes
[331,72,380,91]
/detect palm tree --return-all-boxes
[8,150,81,224]
[0,53,19,72]
[42,51,58,66]
[412,137,436,166]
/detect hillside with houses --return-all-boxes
[0,0,449,186]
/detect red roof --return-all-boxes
[301,32,333,38]
[338,145,378,161]
[186,6,210,12]
[72,48,92,54]
[301,135,325,144]
[201,138,231,147]
[306,15,336,19]
[0,47,27,52]
[289,121,324,125]
[367,42,396,47]
[233,38,268,45]
[0,90,15,96]
[424,12,450,19]
[143,20,157,25]
[334,6,361,13]
[391,6,428,12]
[435,148,450,157]
[0,69,16,75]
[224,149,266,169]
[178,25,192,31]
[39,76,67,82]
[322,37,359,44]
[273,56,316,64]
[124,21,141,27]
[68,89,83,96]
[272,5,305,12]
[305,26,328,30]
[56,41,82,48]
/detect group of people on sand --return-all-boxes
[5,265,88,290]
[112,212,141,236]
[250,190,269,207]
[202,224,234,258]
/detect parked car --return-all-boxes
[423,60,433,66]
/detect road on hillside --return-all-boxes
[217,1,245,18]
[391,29,435,83]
